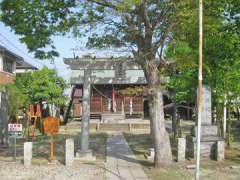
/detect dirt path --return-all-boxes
[0,161,105,180]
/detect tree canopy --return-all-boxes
[7,67,67,117]
[28,67,67,105]
[0,0,182,62]
[165,1,240,105]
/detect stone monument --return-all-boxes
[177,138,186,162]
[65,138,74,166]
[24,142,32,167]
[187,85,224,160]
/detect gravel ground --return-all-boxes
[0,161,106,180]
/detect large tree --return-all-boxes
[166,0,240,143]
[0,0,188,166]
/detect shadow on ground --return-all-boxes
[0,127,107,165]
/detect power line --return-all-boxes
[0,32,46,67]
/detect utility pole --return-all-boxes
[195,0,203,180]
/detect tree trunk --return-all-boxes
[148,98,154,140]
[237,107,240,121]
[151,90,172,167]
[172,102,177,138]
[176,112,182,138]
[144,62,172,167]
[187,102,191,120]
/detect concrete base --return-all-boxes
[75,150,96,161]
[186,135,224,160]
[192,125,218,138]
[145,148,154,161]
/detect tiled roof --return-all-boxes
[0,45,23,62]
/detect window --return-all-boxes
[3,57,14,73]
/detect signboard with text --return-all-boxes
[43,117,60,134]
[43,116,60,161]
[8,124,23,137]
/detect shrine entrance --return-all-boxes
[71,84,145,119]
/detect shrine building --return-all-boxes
[64,56,150,121]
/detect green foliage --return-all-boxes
[166,69,197,103]
[6,67,67,117]
[0,0,76,59]
[29,67,67,105]
[166,1,240,105]
[7,84,29,117]
[227,109,234,148]
[0,0,182,62]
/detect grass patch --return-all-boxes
[0,127,107,165]
[124,133,153,166]
[124,123,240,180]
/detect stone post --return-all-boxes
[129,97,133,115]
[216,141,224,161]
[65,138,74,166]
[128,123,132,132]
[24,142,32,167]
[121,101,124,116]
[146,148,155,160]
[80,70,91,152]
[177,138,186,162]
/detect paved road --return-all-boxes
[106,133,148,180]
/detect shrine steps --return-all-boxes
[64,120,150,132]
[99,123,129,131]
[101,113,125,123]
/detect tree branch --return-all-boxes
[153,21,176,52]
[87,0,116,9]
[141,1,152,30]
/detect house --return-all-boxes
[16,60,38,74]
[0,45,23,84]
[0,45,23,144]
[64,56,149,121]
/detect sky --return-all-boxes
[0,22,130,81]
[0,22,79,81]
[0,22,131,96]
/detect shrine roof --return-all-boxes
[64,57,143,70]
[64,56,149,85]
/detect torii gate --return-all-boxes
[64,57,147,159]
